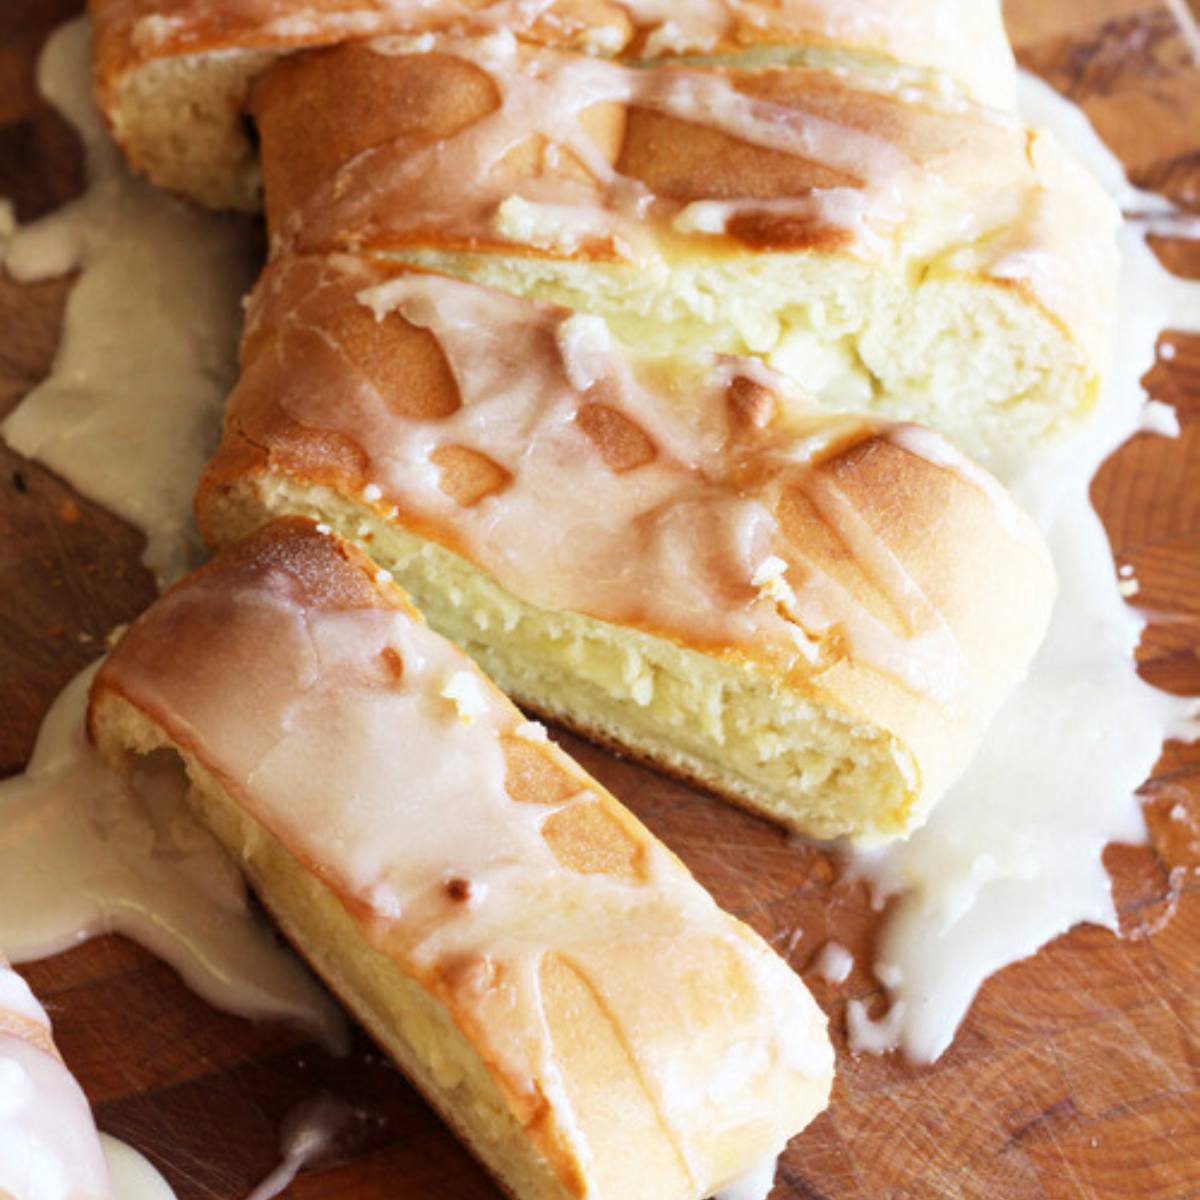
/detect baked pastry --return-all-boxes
[0,956,110,1200]
[90,0,1016,210]
[88,517,835,1200]
[91,0,1117,465]
[243,34,1116,470]
[196,255,1056,843]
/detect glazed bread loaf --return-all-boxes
[0,957,110,1200]
[196,256,1055,843]
[88,517,835,1200]
[244,34,1116,471]
[94,2,1095,836]
[90,0,1016,209]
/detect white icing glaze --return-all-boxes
[0,960,109,1200]
[241,256,1051,738]
[0,968,47,1031]
[0,664,343,1047]
[1140,399,1181,437]
[4,0,1194,1134]
[98,546,833,1190]
[277,32,1030,270]
[0,16,342,1050]
[712,1154,779,1200]
[848,72,1200,1063]
[243,1096,355,1200]
[844,995,907,1055]
[0,1035,109,1200]
[1,18,255,584]
[99,1137,175,1200]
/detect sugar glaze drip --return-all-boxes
[0,18,343,1047]
[0,3,1195,1144]
[0,663,344,1045]
[1,18,255,586]
[846,71,1200,1062]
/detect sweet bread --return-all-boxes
[90,0,1016,210]
[89,517,835,1200]
[196,256,1055,843]
[0,957,110,1200]
[243,35,1116,469]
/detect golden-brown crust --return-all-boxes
[87,0,1017,214]
[93,518,689,881]
[252,41,1000,258]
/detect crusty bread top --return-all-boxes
[89,517,834,1198]
[198,255,1056,812]
[91,0,1014,100]
[87,0,1015,211]
[246,37,1116,368]
[0,957,111,1200]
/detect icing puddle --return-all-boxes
[0,10,1197,1189]
[843,75,1200,1062]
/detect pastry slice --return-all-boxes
[89,517,835,1200]
[0,956,110,1200]
[90,0,1015,210]
[196,257,1056,843]
[246,37,1116,469]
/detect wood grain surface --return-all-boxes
[2,2,1199,1197]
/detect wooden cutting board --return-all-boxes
[2,1,1199,1196]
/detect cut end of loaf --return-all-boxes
[102,51,273,211]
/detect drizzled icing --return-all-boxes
[94,523,833,1194]
[0,664,344,1045]
[1,19,254,584]
[845,72,1200,1062]
[218,258,1052,737]
[250,32,1111,364]
[99,0,1013,102]
[243,1096,357,1200]
[0,960,110,1200]
[0,16,346,1054]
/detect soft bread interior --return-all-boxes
[104,52,276,211]
[387,247,1091,475]
[92,696,578,1200]
[200,478,917,843]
